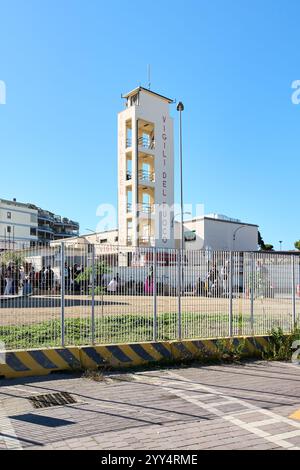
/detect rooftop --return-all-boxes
[177,215,258,228]
[122,86,174,104]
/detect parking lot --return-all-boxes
[1,360,300,450]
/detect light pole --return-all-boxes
[171,211,192,229]
[279,240,283,251]
[177,101,184,298]
[233,225,247,251]
[177,102,184,255]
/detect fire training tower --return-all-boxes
[118,86,175,249]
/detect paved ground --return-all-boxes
[1,361,300,450]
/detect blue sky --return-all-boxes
[0,0,299,249]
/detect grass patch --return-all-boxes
[263,326,300,361]
[0,312,294,350]
[0,312,227,349]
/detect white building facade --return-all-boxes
[118,87,175,249]
[0,198,80,250]
[0,198,38,249]
[174,214,258,251]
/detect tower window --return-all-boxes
[129,93,139,106]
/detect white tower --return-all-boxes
[118,87,175,249]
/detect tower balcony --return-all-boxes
[125,169,155,185]
[139,203,155,218]
[138,169,155,183]
[138,136,155,151]
[125,136,155,152]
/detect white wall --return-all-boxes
[174,217,258,251]
[204,218,258,251]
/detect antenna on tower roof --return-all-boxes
[147,64,151,90]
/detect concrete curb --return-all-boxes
[0,336,272,379]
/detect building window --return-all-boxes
[30,213,38,223]
[30,228,37,236]
[7,226,11,233]
[130,93,139,107]
[114,236,118,242]
[100,239,107,244]
[7,211,11,219]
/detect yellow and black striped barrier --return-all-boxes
[0,335,272,379]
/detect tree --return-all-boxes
[75,261,110,284]
[294,240,300,251]
[258,231,266,251]
[264,244,274,251]
[0,250,25,267]
[258,231,274,251]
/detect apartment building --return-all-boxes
[0,198,38,249]
[0,198,79,249]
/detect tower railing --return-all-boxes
[138,169,155,183]
[141,203,154,214]
[138,136,155,150]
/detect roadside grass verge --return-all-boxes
[0,312,226,349]
[0,312,294,351]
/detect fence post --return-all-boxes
[229,251,233,337]
[250,253,255,335]
[91,244,95,344]
[177,248,182,340]
[292,255,296,329]
[60,241,65,347]
[153,247,157,342]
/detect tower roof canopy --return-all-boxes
[122,86,174,104]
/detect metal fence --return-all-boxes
[0,243,299,350]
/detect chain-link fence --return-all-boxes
[0,243,299,350]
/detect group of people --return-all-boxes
[193,262,228,297]
[0,262,84,297]
[0,264,35,296]
[0,259,269,298]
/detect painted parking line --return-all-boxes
[134,370,300,450]
[289,409,300,421]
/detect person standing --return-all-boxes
[4,268,13,295]
[45,265,55,292]
[107,277,118,294]
[39,267,46,291]
[144,267,154,295]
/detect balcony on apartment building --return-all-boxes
[38,211,79,231]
